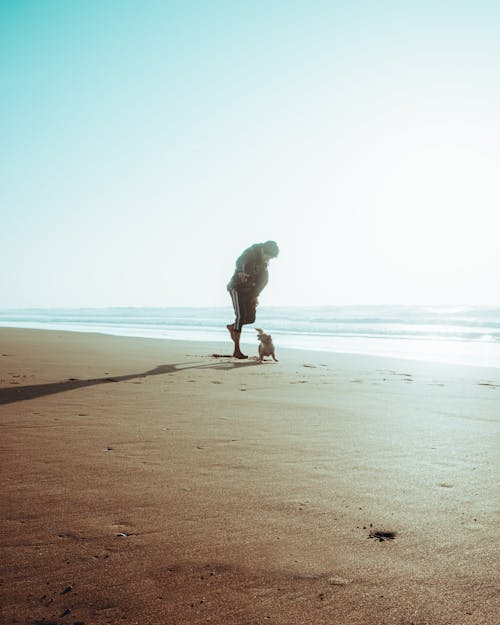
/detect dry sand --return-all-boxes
[0,327,498,625]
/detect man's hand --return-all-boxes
[238,271,251,283]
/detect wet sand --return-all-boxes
[1,327,498,625]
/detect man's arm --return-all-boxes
[235,246,258,281]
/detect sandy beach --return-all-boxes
[0,327,498,625]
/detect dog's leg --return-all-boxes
[272,352,279,362]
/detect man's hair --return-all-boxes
[262,240,279,257]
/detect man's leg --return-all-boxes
[231,328,247,359]
[228,289,248,358]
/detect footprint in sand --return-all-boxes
[57,531,87,541]
[328,575,350,586]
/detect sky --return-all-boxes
[1,0,499,308]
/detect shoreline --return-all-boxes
[1,327,498,624]
[1,322,499,370]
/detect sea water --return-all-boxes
[0,306,499,368]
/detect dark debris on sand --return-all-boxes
[369,530,397,542]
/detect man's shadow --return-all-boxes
[0,359,258,405]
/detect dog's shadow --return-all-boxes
[0,359,258,405]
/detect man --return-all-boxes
[227,240,279,359]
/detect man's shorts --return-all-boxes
[228,288,257,331]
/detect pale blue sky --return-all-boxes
[1,1,499,307]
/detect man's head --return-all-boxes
[262,240,279,260]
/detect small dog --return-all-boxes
[255,328,278,362]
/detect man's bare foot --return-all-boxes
[233,351,248,359]
[228,324,246,357]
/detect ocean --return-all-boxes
[0,306,499,369]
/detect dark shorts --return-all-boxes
[228,288,257,331]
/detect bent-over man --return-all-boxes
[227,240,279,359]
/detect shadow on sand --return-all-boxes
[0,359,259,405]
